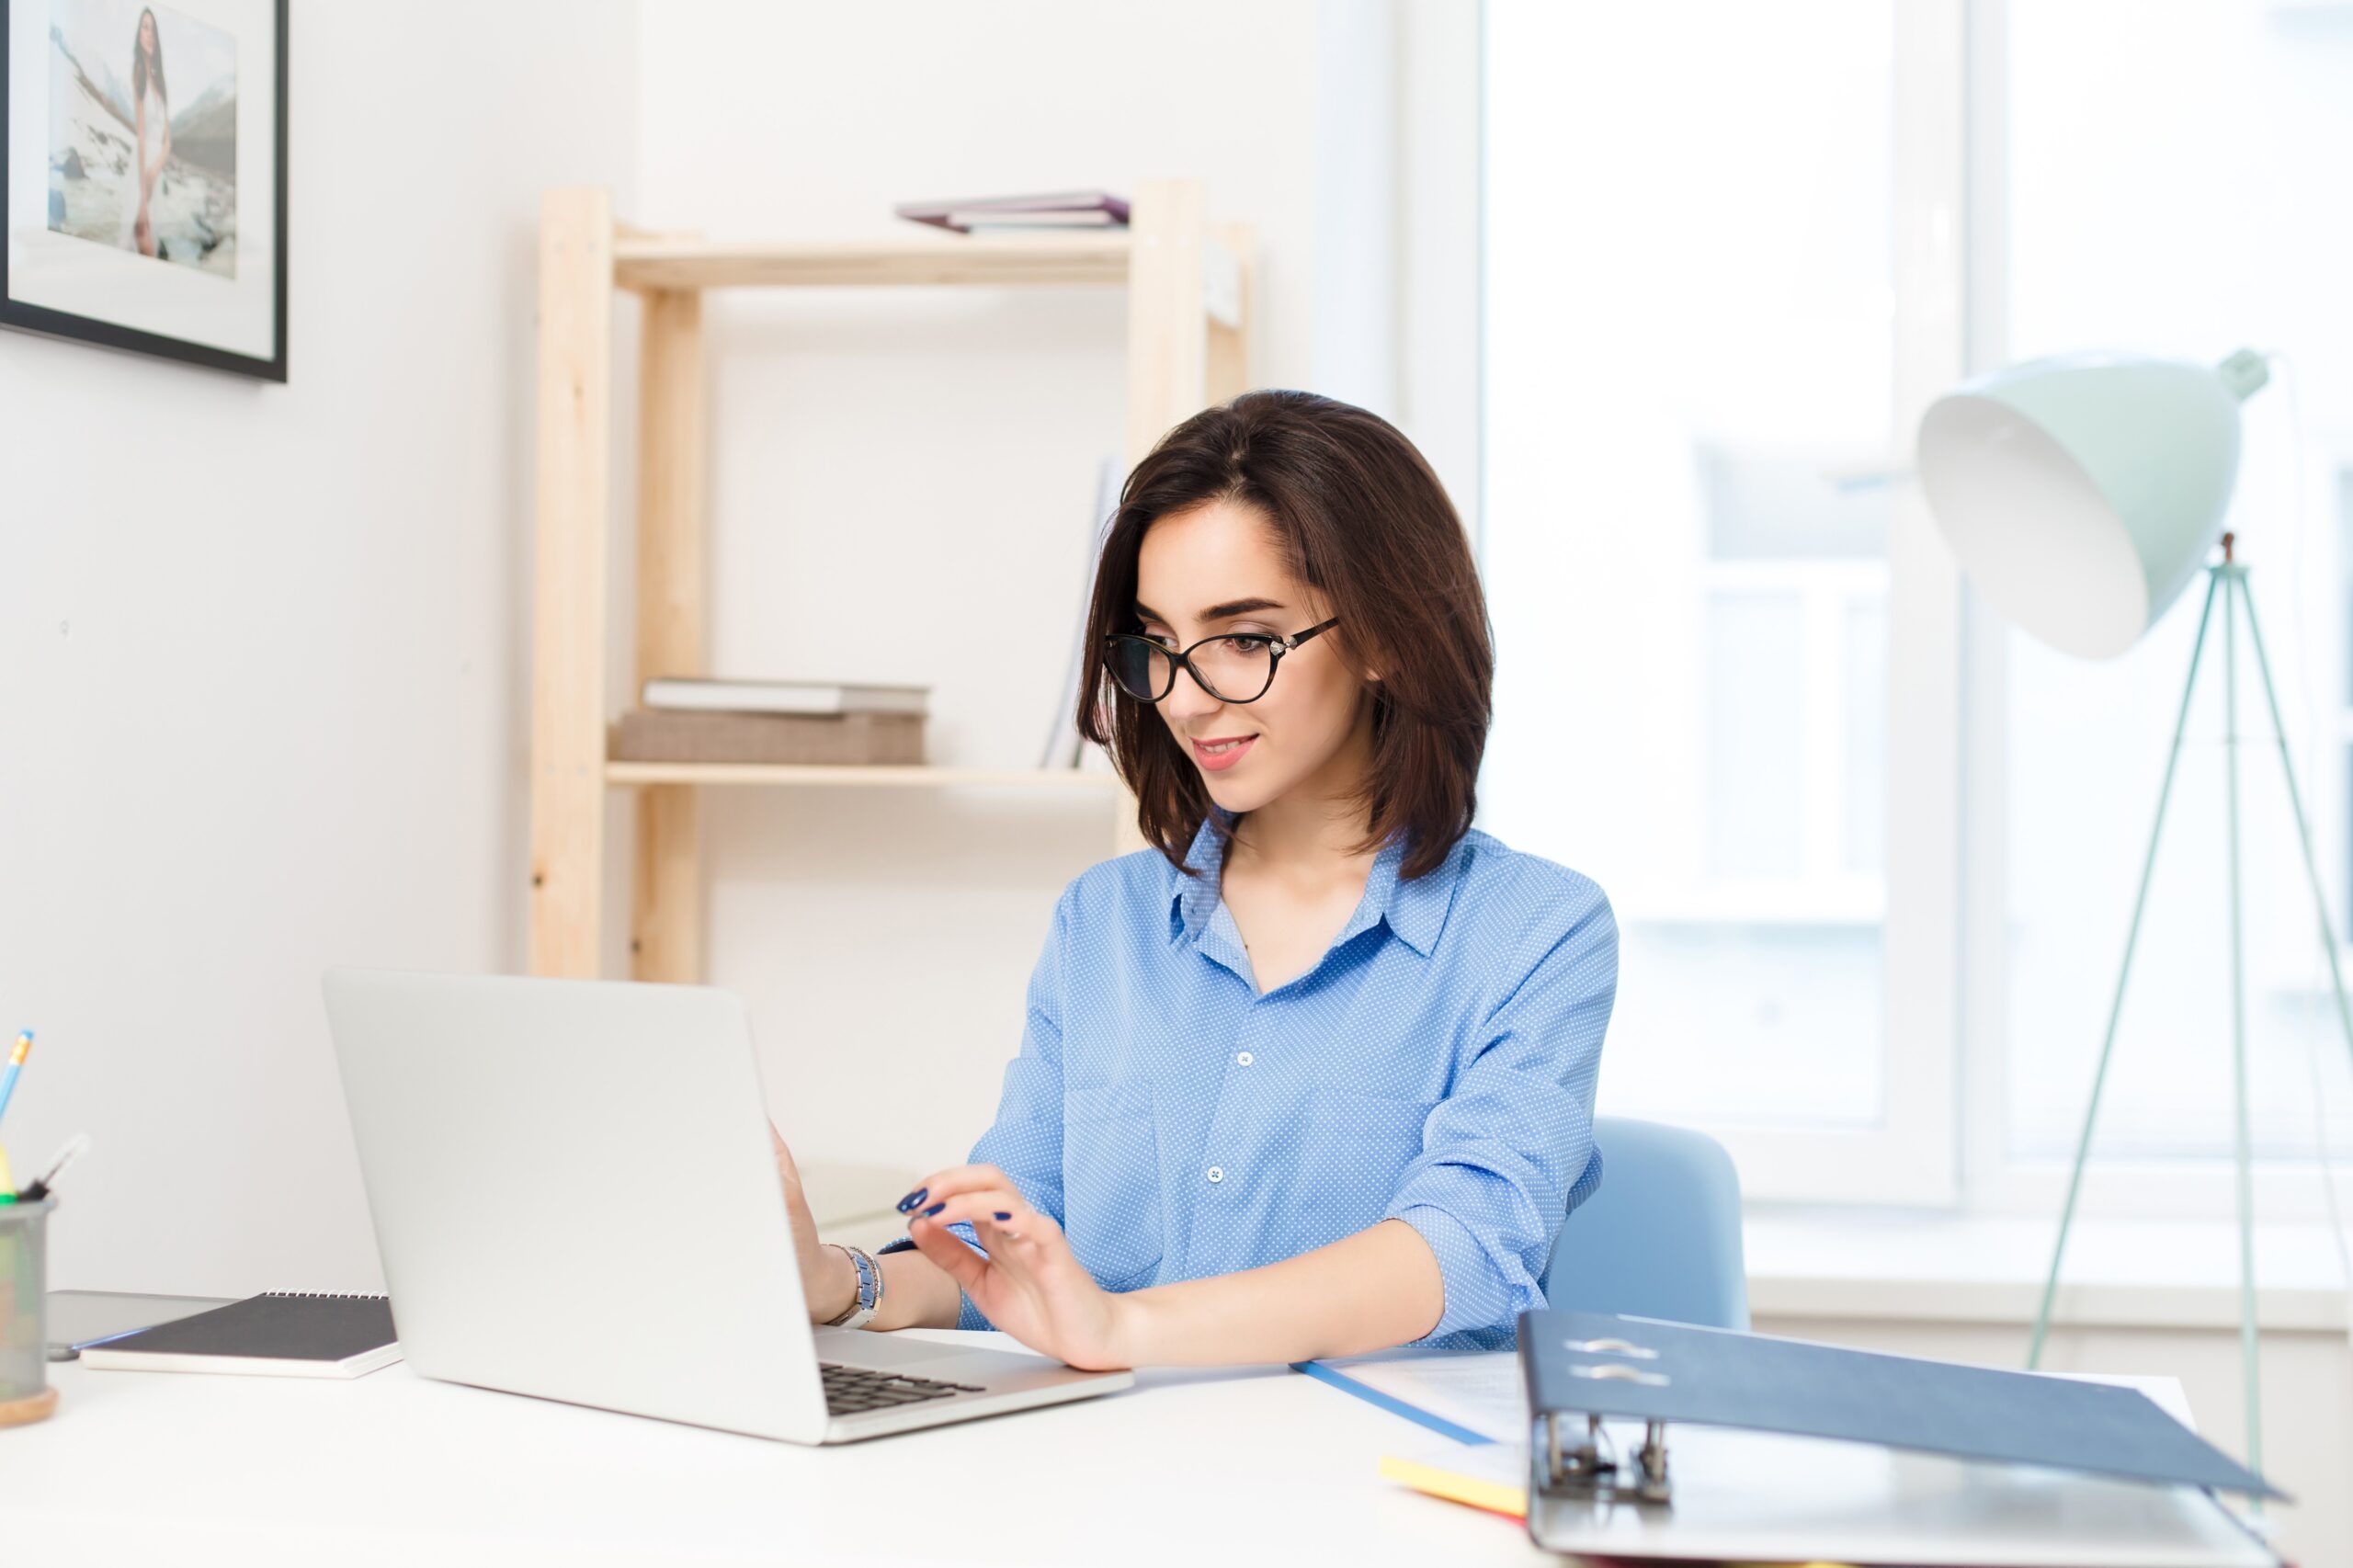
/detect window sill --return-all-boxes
[1745,1209,2353,1332]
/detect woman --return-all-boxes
[124,7,170,258]
[773,390,1617,1368]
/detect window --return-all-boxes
[1484,0,2353,1214]
[1483,0,1964,1201]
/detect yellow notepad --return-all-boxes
[1378,1440,1858,1567]
[1379,1439,1529,1518]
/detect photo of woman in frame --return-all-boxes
[123,6,165,254]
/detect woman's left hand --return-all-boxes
[898,1164,1139,1370]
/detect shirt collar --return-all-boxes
[1165,812,1462,959]
[1168,811,1233,945]
[1381,834,1462,956]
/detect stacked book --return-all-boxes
[893,189,1130,233]
[613,678,928,767]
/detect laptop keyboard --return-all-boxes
[819,1360,987,1416]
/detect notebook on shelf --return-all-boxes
[610,710,925,767]
[937,210,1125,231]
[640,677,928,717]
[893,189,1130,233]
[78,1291,400,1379]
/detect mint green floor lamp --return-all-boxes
[1915,347,2340,1489]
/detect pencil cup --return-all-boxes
[0,1199,58,1427]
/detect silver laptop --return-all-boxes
[321,968,1132,1443]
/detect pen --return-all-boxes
[0,1030,30,1130]
[17,1132,88,1203]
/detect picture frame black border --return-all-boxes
[0,0,288,381]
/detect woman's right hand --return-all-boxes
[772,1125,858,1324]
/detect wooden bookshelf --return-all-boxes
[602,762,1129,790]
[529,181,1256,983]
[611,233,1142,291]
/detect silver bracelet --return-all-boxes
[823,1242,883,1330]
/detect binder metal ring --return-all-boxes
[1561,1336,1659,1358]
[1567,1362,1671,1387]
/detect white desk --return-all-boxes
[2,1329,1556,1567]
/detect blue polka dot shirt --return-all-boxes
[879,810,1618,1350]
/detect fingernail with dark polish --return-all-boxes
[922,1201,946,1217]
[993,1211,1012,1221]
[896,1187,927,1212]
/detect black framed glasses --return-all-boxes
[1104,618,1341,705]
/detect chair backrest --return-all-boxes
[1538,1116,1749,1331]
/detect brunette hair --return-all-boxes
[1076,390,1492,881]
[132,7,167,106]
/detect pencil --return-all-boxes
[0,1031,28,1131]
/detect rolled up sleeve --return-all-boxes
[1384,881,1617,1346]
[878,889,1074,1330]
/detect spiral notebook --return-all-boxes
[78,1291,401,1379]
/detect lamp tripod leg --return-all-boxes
[2029,568,2226,1370]
[2219,565,2264,1490]
[2229,563,2353,1499]
[2236,571,2353,1091]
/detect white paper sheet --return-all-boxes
[1314,1347,1526,1442]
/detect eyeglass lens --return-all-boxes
[1110,636,1277,703]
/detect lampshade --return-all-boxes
[1915,348,2268,660]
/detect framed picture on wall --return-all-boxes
[1,0,287,381]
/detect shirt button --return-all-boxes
[1235,1051,1254,1066]
[1206,1165,1224,1184]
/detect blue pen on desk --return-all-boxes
[0,1030,30,1130]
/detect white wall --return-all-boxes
[0,0,639,1294]
[627,0,1443,1186]
[1,0,1470,1288]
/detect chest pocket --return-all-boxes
[1062,1080,1165,1292]
[1300,1087,1440,1237]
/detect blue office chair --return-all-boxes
[1537,1116,1749,1331]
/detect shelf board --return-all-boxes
[605,761,1125,790]
[612,232,1134,291]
